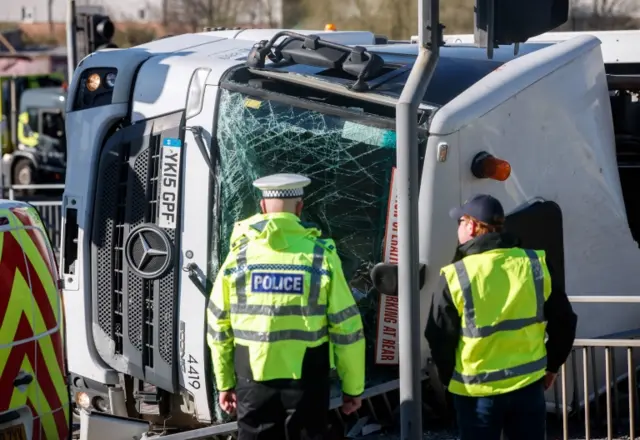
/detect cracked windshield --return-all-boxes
[214,88,426,397]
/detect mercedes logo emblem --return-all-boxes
[125,224,173,279]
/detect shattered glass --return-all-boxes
[209,87,427,420]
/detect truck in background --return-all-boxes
[0,75,68,192]
[59,5,640,440]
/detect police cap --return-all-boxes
[252,173,311,199]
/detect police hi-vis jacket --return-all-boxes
[207,212,366,397]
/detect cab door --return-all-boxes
[9,205,69,440]
[0,206,39,440]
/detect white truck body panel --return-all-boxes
[130,42,256,122]
[442,29,640,64]
[426,33,638,408]
[62,36,263,387]
[455,42,628,332]
[430,35,602,135]
[64,38,267,417]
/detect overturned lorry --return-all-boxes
[59,17,640,440]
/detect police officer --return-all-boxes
[425,194,577,440]
[207,173,366,440]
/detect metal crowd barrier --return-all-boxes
[557,296,640,440]
[6,184,64,257]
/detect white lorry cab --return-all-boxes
[60,24,640,438]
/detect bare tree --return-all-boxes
[588,0,638,16]
[240,0,281,28]
[298,0,474,39]
[163,0,255,32]
[161,0,640,38]
[559,0,640,30]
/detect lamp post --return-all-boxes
[395,0,441,438]
[66,0,77,82]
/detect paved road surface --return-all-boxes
[358,429,459,439]
[72,421,638,440]
[359,432,637,440]
[357,422,640,440]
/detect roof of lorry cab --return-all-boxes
[76,30,593,116]
[110,32,553,112]
[20,87,66,111]
[264,41,555,107]
[368,42,553,60]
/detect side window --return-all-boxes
[504,200,565,292]
[41,110,65,139]
[1,81,9,119]
[26,108,39,133]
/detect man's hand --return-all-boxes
[544,371,558,391]
[219,390,237,414]
[341,395,362,415]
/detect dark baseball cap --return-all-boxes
[449,194,505,226]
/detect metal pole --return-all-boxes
[66,0,78,82]
[395,0,440,437]
[0,116,5,197]
[9,79,17,148]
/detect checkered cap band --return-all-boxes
[261,188,304,198]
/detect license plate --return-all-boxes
[158,137,182,230]
[0,424,27,440]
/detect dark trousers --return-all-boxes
[236,376,330,440]
[452,378,547,440]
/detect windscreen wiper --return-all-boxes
[185,125,215,178]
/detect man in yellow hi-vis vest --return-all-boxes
[425,194,577,440]
[207,173,366,440]
[18,111,39,148]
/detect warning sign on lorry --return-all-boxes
[375,294,399,364]
[382,167,399,266]
[375,167,399,365]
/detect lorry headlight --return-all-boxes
[92,396,109,412]
[75,391,91,409]
[73,68,118,111]
[105,72,117,89]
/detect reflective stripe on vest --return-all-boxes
[442,248,551,396]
